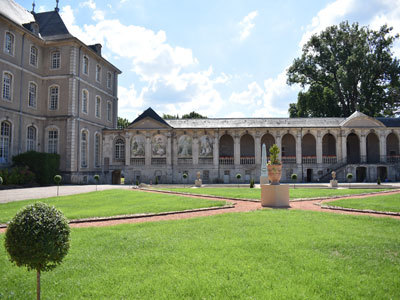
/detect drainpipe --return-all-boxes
[17,33,26,154]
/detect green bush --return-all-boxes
[377,177,381,185]
[0,166,35,185]
[250,178,255,188]
[54,175,62,185]
[4,202,70,299]
[12,151,60,186]
[0,176,3,185]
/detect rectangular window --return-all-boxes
[82,90,88,113]
[96,64,101,82]
[48,130,58,153]
[49,86,59,110]
[107,102,112,122]
[51,51,60,69]
[4,32,14,55]
[2,73,12,101]
[0,122,11,163]
[83,56,89,75]
[30,46,38,66]
[28,82,37,108]
[95,134,100,167]
[81,131,88,168]
[95,96,101,118]
[27,126,36,151]
[107,72,112,89]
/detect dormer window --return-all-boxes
[96,64,101,82]
[30,46,38,67]
[83,56,89,75]
[4,32,14,56]
[51,51,60,69]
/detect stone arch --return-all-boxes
[282,133,296,157]
[240,134,254,157]
[322,133,336,156]
[261,133,275,157]
[386,132,399,163]
[347,133,360,164]
[366,132,380,163]
[302,133,316,164]
[114,136,125,161]
[219,134,234,157]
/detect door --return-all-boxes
[112,170,121,184]
[306,169,313,182]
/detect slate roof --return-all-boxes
[33,11,70,38]
[0,0,34,25]
[129,107,171,128]
[165,117,346,129]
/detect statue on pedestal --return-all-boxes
[329,171,338,188]
[195,171,202,187]
[260,143,269,185]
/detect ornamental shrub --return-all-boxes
[54,175,62,185]
[0,166,35,185]
[0,176,3,185]
[4,202,70,300]
[12,151,60,186]
[250,178,255,188]
[291,173,298,189]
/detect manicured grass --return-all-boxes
[158,187,388,200]
[1,210,399,299]
[327,192,400,212]
[0,189,225,223]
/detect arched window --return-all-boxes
[95,96,101,118]
[0,121,11,163]
[94,133,101,167]
[30,46,38,66]
[4,32,14,55]
[83,56,89,75]
[49,86,59,110]
[115,138,125,160]
[47,128,58,153]
[28,82,37,108]
[2,72,12,101]
[27,126,36,151]
[51,51,60,69]
[81,131,88,168]
[82,90,88,114]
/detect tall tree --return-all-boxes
[162,114,179,119]
[287,21,400,117]
[182,111,207,119]
[117,117,130,129]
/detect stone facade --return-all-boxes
[0,1,120,183]
[102,109,400,184]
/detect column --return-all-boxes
[125,135,131,166]
[316,131,322,164]
[276,133,282,161]
[255,133,261,165]
[341,131,347,164]
[213,134,219,166]
[145,136,151,166]
[166,134,172,165]
[234,134,240,165]
[360,132,367,163]
[192,135,199,165]
[172,136,178,166]
[380,132,386,163]
[296,132,302,165]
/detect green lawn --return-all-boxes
[158,187,388,200]
[327,193,400,212]
[0,189,225,223]
[1,210,399,299]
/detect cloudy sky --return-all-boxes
[21,0,400,120]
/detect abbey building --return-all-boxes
[1,0,399,184]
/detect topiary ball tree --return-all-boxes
[182,173,188,188]
[4,202,70,300]
[236,173,242,188]
[346,173,353,188]
[291,173,298,189]
[94,174,100,191]
[54,175,62,196]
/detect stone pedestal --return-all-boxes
[261,184,290,208]
[329,179,338,188]
[260,176,268,185]
[195,179,202,187]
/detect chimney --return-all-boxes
[89,43,102,56]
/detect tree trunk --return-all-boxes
[37,269,40,300]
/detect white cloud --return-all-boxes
[238,10,258,41]
[80,0,96,10]
[92,10,105,21]
[229,82,264,105]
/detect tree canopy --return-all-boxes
[163,111,207,119]
[117,117,130,129]
[287,21,400,118]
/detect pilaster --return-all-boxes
[296,131,302,164]
[213,134,219,166]
[166,133,172,165]
[380,132,386,163]
[255,132,261,165]
[192,134,199,165]
[234,133,240,165]
[360,132,367,163]
[145,135,151,166]
[125,134,131,166]
[316,131,322,164]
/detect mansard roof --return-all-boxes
[33,11,71,38]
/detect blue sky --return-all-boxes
[21,0,400,120]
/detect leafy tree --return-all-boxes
[4,202,70,300]
[162,114,179,119]
[182,111,207,119]
[287,21,400,117]
[54,175,62,196]
[117,117,130,129]
[94,174,100,191]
